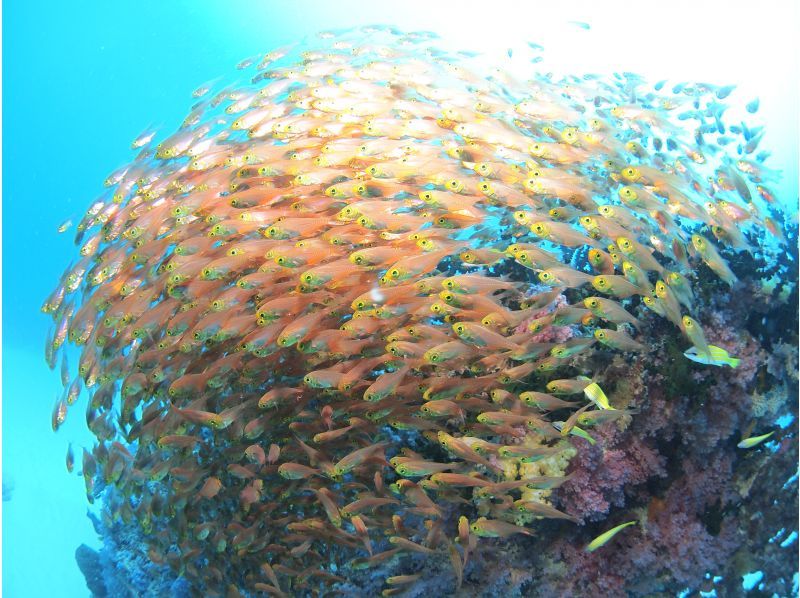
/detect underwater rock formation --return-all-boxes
[2,479,14,502]
[75,544,108,598]
[44,25,797,596]
[76,507,192,598]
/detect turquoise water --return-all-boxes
[2,2,798,596]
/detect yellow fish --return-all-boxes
[684,345,741,368]
[737,431,774,448]
[586,520,637,552]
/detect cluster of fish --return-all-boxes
[43,25,787,596]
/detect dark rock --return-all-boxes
[75,544,108,598]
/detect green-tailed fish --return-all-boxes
[553,421,596,445]
[684,345,740,368]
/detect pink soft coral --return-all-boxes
[557,424,666,522]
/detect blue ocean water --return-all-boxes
[2,2,797,597]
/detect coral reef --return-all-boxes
[75,505,191,598]
[39,25,797,598]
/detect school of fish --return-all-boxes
[42,25,789,596]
